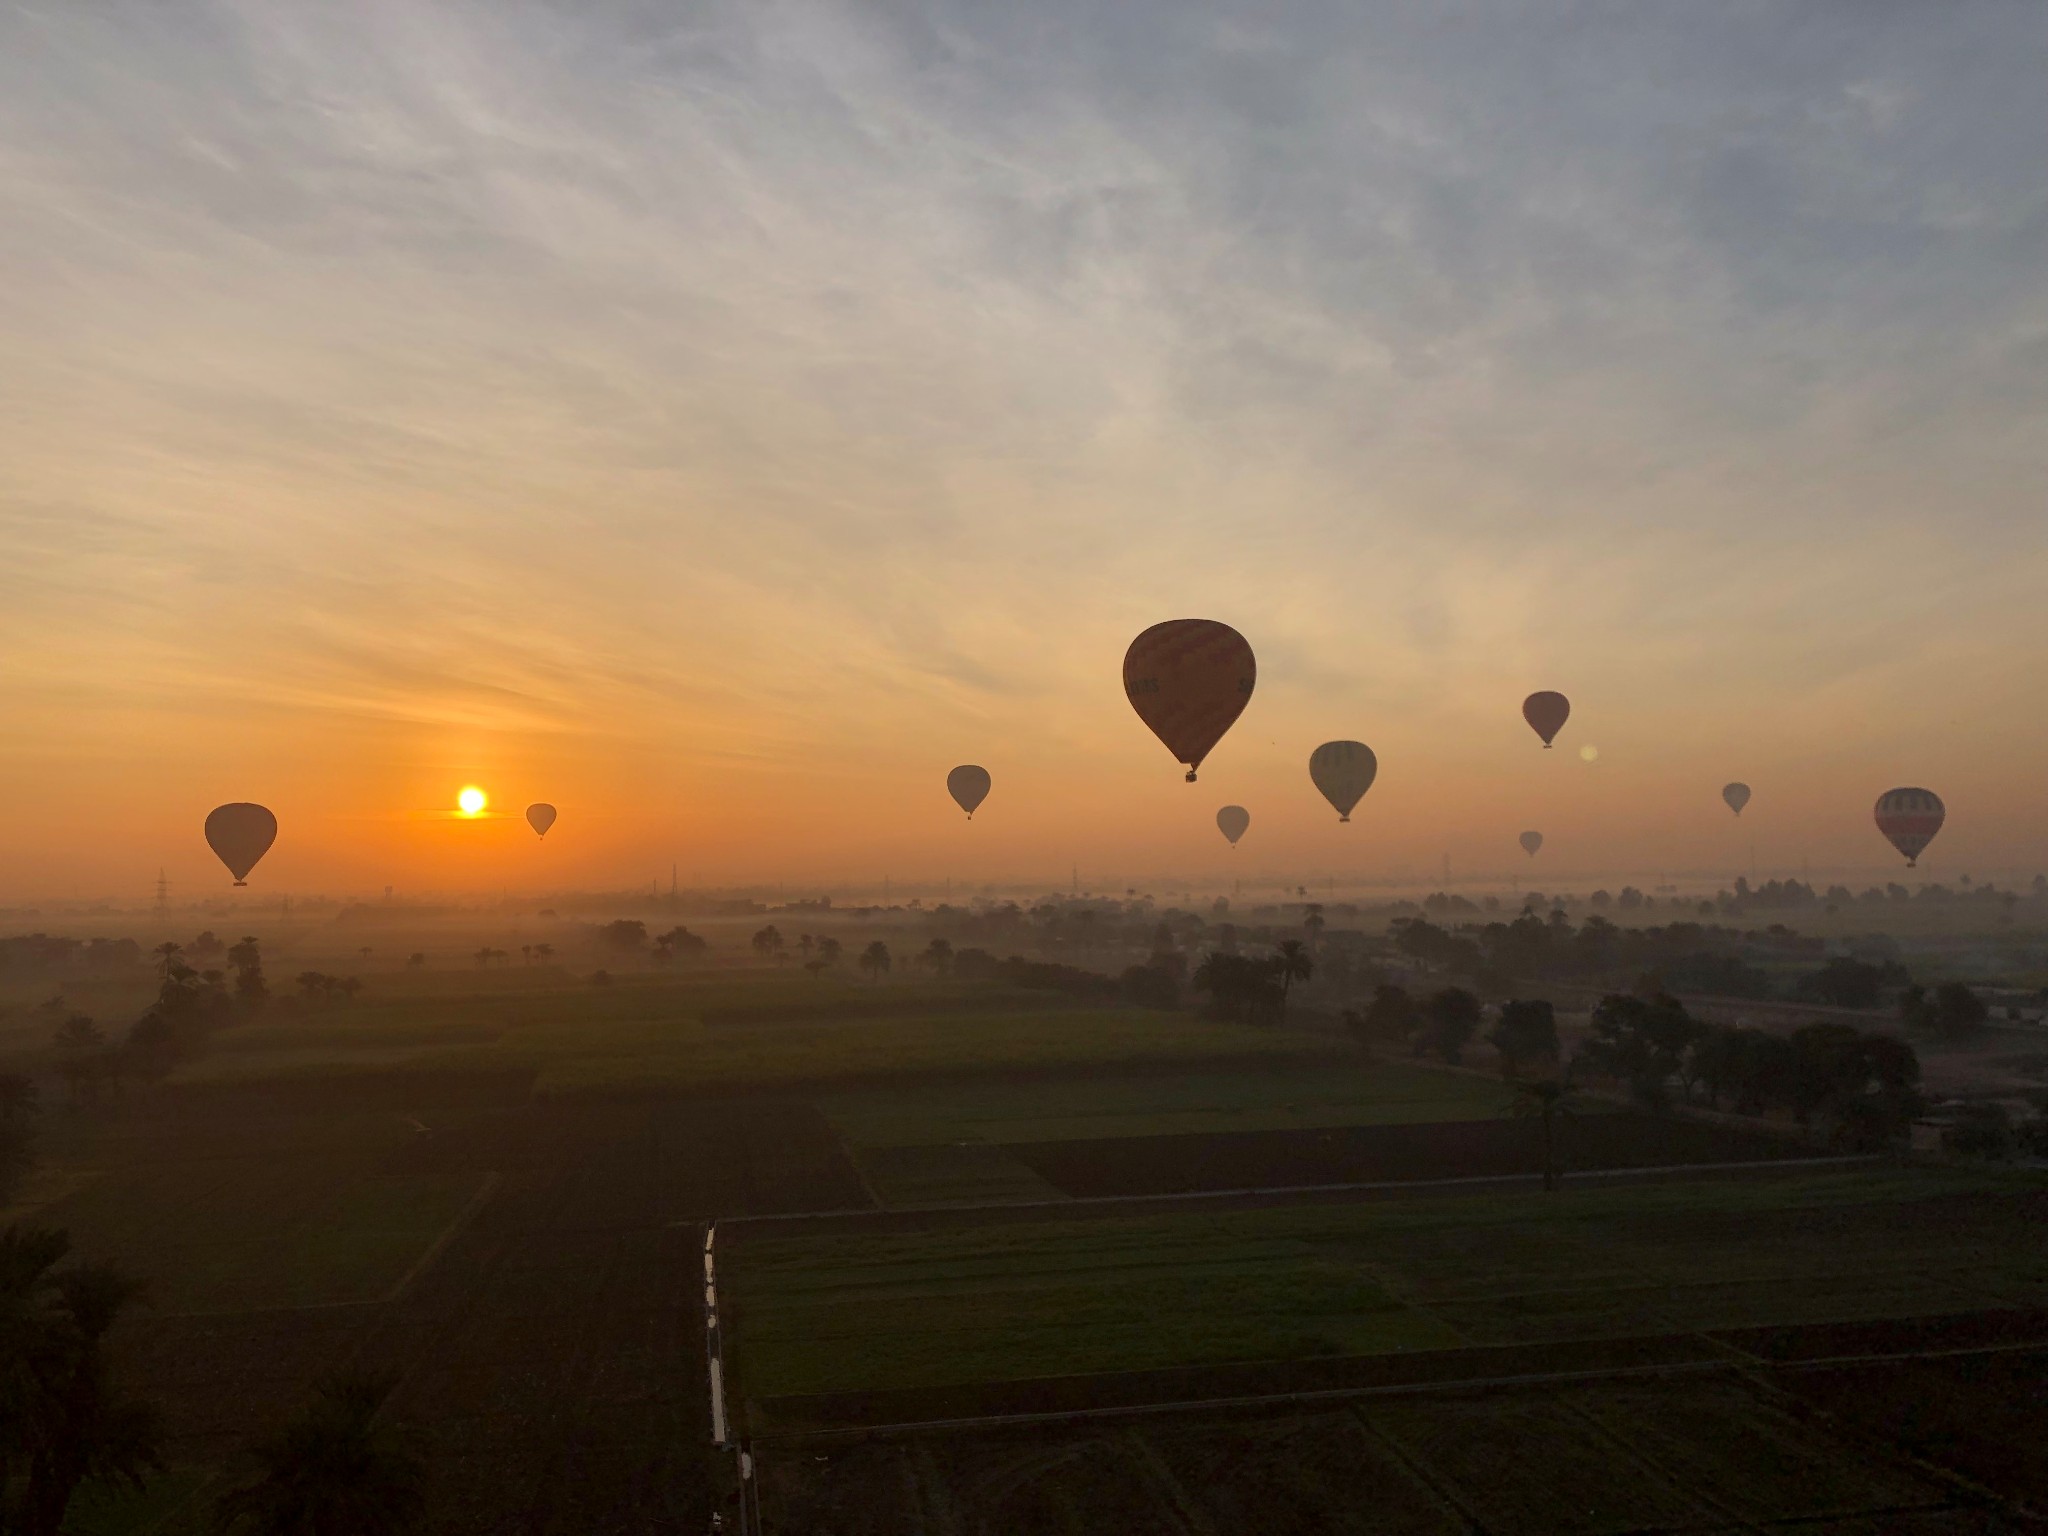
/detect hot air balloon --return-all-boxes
[526,803,558,839]
[1309,741,1378,822]
[1519,830,1544,858]
[1522,691,1570,748]
[205,803,277,886]
[1216,805,1250,845]
[1123,620,1256,782]
[1722,783,1751,817]
[1875,788,1944,868]
[947,765,991,820]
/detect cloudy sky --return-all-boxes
[3,1,2045,898]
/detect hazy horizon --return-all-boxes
[6,2,2046,901]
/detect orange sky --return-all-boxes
[3,5,2046,901]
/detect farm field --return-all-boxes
[17,970,2048,1533]
[755,1372,2031,1535]
[1004,1109,1820,1198]
[818,1059,1512,1147]
[172,976,1338,1099]
[16,1077,873,1534]
[724,1167,2048,1406]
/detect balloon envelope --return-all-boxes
[1522,691,1570,748]
[947,765,991,819]
[1519,830,1544,857]
[205,803,277,885]
[526,803,557,839]
[1216,805,1250,845]
[1309,741,1378,822]
[1722,782,1751,817]
[1874,787,1944,867]
[1123,620,1256,782]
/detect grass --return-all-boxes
[725,1166,2048,1399]
[27,1106,490,1313]
[174,982,1343,1097]
[511,1008,1331,1096]
[855,1143,1069,1207]
[819,1060,1510,1147]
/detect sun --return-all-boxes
[457,786,487,817]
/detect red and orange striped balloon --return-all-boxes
[1874,787,1944,867]
[1123,620,1256,782]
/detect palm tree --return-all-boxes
[5,1240,162,1536]
[798,934,815,961]
[216,1371,424,1536]
[858,941,891,984]
[1510,1075,1581,1192]
[150,943,183,981]
[1272,940,1313,1024]
[922,938,954,976]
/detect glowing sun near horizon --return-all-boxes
[457,786,488,817]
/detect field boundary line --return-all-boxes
[381,1170,501,1302]
[721,1154,1878,1227]
[748,1335,2048,1444]
[752,1357,1745,1440]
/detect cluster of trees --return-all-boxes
[1345,984,1506,1066]
[294,972,364,1003]
[1940,1103,2048,1160]
[594,920,709,964]
[943,947,1186,1010]
[1580,994,1923,1147]
[1190,942,1314,1025]
[1343,981,1929,1151]
[1395,911,1828,991]
[1386,910,1955,1012]
[47,937,270,1096]
[1899,981,1990,1037]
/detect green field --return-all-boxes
[819,1060,1510,1146]
[171,978,1341,1098]
[17,1107,489,1314]
[726,1167,2048,1400]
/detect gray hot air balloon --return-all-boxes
[1216,805,1250,845]
[526,803,558,839]
[205,803,277,886]
[947,765,991,820]
[1308,741,1378,822]
[1522,691,1570,748]
[1519,830,1544,858]
[1722,782,1751,817]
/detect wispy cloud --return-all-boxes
[2,0,2045,887]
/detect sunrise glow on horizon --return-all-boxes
[2,5,2045,900]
